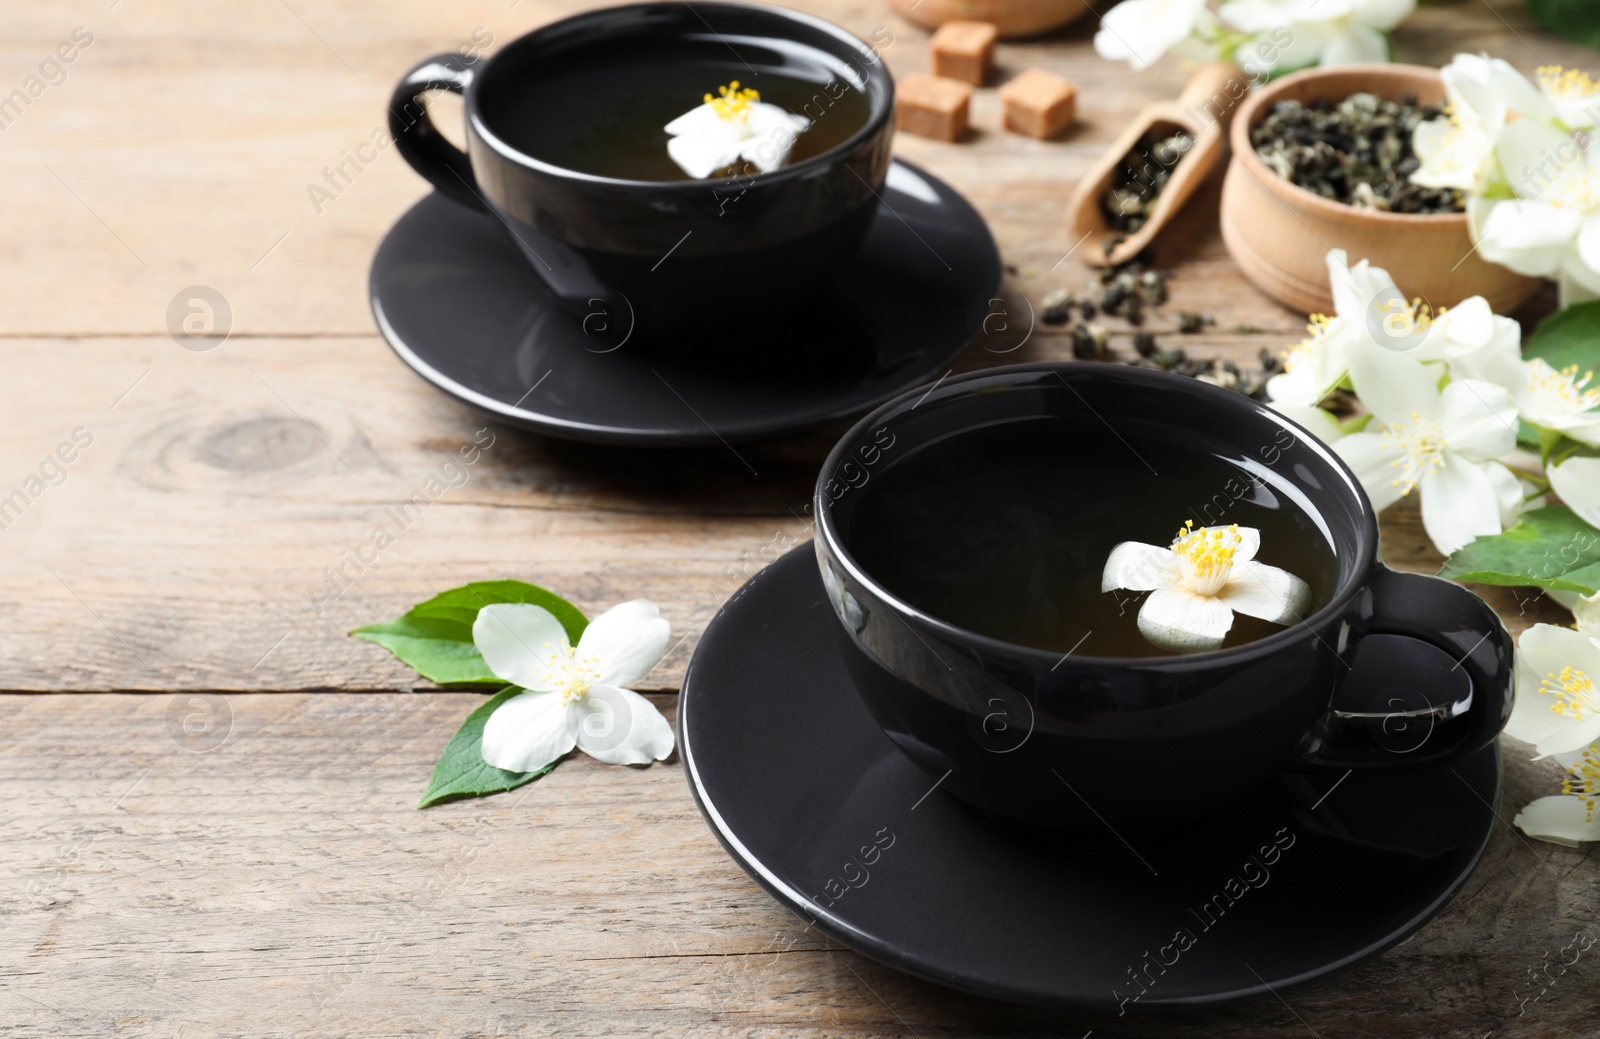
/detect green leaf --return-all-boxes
[408,580,589,639]
[1527,299,1600,373]
[1439,505,1600,594]
[418,687,557,808]
[1527,0,1600,50]
[352,580,589,686]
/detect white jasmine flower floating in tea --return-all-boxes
[473,599,676,773]
[1102,521,1311,653]
[664,81,810,179]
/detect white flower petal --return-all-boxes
[1430,295,1493,352]
[1502,116,1586,195]
[1442,55,1504,130]
[1347,347,1441,427]
[1434,310,1523,385]
[1330,253,1399,325]
[1477,199,1582,279]
[1564,238,1600,297]
[1269,21,1335,72]
[1231,526,1262,563]
[1353,0,1415,32]
[1442,53,1550,131]
[1319,25,1390,67]
[577,599,671,688]
[1437,378,1519,462]
[1102,541,1178,592]
[1515,794,1600,847]
[1137,588,1233,652]
[1505,686,1598,760]
[1411,117,1493,192]
[1218,0,1292,33]
[1575,593,1600,638]
[472,603,570,691]
[1419,454,1505,556]
[573,684,676,765]
[740,134,795,173]
[480,690,578,773]
[748,102,809,135]
[1504,625,1600,756]
[1504,624,1600,752]
[1522,623,1600,683]
[1334,431,1409,511]
[666,132,743,179]
[1574,216,1600,282]
[1219,559,1311,624]
[1551,456,1600,529]
[1094,0,1210,70]
[664,103,726,137]
[1484,460,1529,528]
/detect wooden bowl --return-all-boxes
[1220,63,1541,316]
[888,0,1092,38]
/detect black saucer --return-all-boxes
[680,545,1502,1011]
[369,162,1001,446]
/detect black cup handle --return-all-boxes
[389,53,483,210]
[1296,566,1514,772]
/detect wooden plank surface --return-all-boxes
[1,0,1596,1035]
[1,693,1595,1038]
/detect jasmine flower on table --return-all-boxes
[1502,360,1600,448]
[1504,624,1600,846]
[1410,55,1600,306]
[1262,250,1523,448]
[1411,53,1551,194]
[1331,346,1522,556]
[1263,250,1386,444]
[474,599,676,773]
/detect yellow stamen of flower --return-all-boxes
[1280,314,1330,373]
[1542,665,1597,722]
[705,81,760,121]
[1560,744,1600,823]
[1529,361,1600,413]
[1170,520,1244,597]
[1539,65,1600,100]
[1379,412,1449,496]
[1376,296,1439,342]
[534,639,603,706]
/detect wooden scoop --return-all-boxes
[1067,62,1247,267]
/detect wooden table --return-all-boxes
[2,1,1594,1035]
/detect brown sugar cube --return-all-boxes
[999,68,1078,139]
[895,74,972,142]
[930,20,997,85]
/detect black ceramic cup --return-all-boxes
[814,363,1514,835]
[387,2,894,344]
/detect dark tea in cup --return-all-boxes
[482,34,875,182]
[845,412,1340,657]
